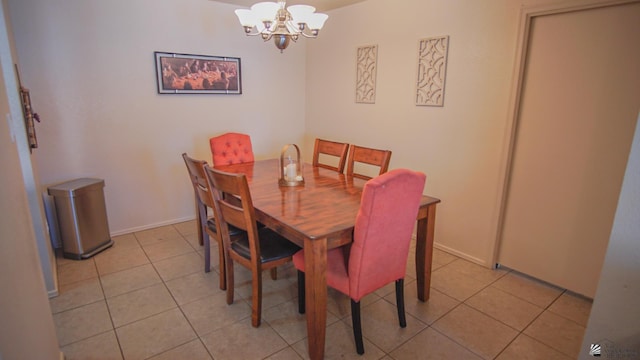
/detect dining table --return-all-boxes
[214,159,441,359]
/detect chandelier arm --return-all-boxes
[297,32,318,39]
[243,31,266,37]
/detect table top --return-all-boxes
[215,159,440,248]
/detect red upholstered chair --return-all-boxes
[293,169,426,354]
[209,132,255,166]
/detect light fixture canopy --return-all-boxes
[234,1,328,52]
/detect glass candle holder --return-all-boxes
[279,144,304,187]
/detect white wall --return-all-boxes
[0,3,60,357]
[7,0,307,235]
[579,113,640,358]
[1,0,58,295]
[304,0,589,266]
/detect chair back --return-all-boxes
[312,138,349,173]
[182,153,214,209]
[209,132,255,166]
[204,166,261,263]
[346,144,392,180]
[349,169,426,301]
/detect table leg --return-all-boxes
[304,237,327,360]
[415,203,437,301]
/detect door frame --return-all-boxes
[490,0,640,266]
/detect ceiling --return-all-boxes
[212,0,367,12]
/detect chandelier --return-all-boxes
[234,1,329,52]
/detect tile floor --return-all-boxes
[51,220,592,359]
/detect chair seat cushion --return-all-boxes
[207,218,244,236]
[293,248,350,296]
[232,227,301,263]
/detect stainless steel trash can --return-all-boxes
[48,178,113,259]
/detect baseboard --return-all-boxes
[48,288,59,298]
[432,242,490,268]
[110,215,195,237]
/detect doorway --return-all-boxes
[496,1,640,298]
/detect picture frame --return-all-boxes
[154,52,242,94]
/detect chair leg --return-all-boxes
[225,257,235,306]
[350,299,365,355]
[216,237,226,290]
[251,267,262,327]
[297,270,305,314]
[395,279,406,328]
[199,205,210,274]
[203,232,211,274]
[195,197,203,246]
[270,267,278,280]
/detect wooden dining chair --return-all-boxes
[346,144,392,180]
[294,169,426,354]
[209,132,255,166]
[312,138,349,173]
[204,165,301,327]
[181,153,245,289]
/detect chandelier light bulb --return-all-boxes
[251,2,280,22]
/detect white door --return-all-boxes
[497,2,640,298]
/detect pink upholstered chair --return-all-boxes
[209,132,255,166]
[293,169,426,354]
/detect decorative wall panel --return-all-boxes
[355,45,378,104]
[416,36,449,106]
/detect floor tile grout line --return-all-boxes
[381,259,478,358]
[261,316,303,359]
[513,289,586,359]
[542,289,593,327]
[426,263,520,360]
[95,268,126,360]
[456,263,576,315]
[461,268,582,358]
[376,301,432,358]
[488,287,580,359]
[428,323,487,360]
[128,229,210,359]
[172,222,201,253]
[462,285,545,334]
[163,281,211,358]
[109,230,143,359]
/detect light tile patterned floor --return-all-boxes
[51,220,592,359]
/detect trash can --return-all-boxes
[48,178,113,259]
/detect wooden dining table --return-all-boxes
[214,159,441,359]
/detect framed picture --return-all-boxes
[154,52,241,94]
